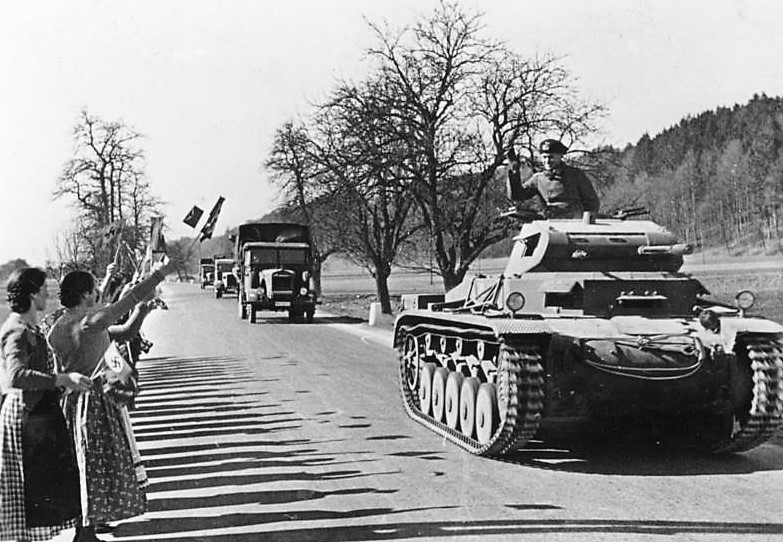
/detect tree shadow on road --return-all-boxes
[111,517,783,541]
[122,354,422,541]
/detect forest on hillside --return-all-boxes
[591,93,783,256]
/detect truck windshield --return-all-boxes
[216,262,233,272]
[249,248,307,266]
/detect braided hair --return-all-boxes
[5,267,47,313]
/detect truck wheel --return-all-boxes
[215,290,222,299]
[238,297,247,319]
[305,309,314,323]
[248,305,256,324]
[288,310,299,323]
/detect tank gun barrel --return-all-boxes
[637,244,693,256]
[601,207,650,220]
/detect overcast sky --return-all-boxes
[2,0,782,266]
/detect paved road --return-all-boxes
[69,283,783,542]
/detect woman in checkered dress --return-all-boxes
[0,268,93,542]
[47,264,171,542]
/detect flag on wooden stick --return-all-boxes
[149,216,166,254]
[199,196,225,241]
[183,206,203,228]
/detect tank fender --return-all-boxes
[393,310,551,349]
[719,317,783,351]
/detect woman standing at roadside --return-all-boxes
[0,267,93,542]
[47,263,172,542]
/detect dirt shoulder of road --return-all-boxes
[319,293,397,330]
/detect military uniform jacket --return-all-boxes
[509,164,600,218]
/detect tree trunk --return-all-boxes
[373,266,393,314]
[311,262,323,298]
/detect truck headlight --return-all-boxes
[736,290,755,310]
[506,292,525,312]
[300,287,308,296]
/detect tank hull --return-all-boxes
[394,310,783,455]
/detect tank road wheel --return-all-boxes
[445,371,464,429]
[459,377,480,438]
[431,367,449,422]
[419,363,437,416]
[402,335,421,393]
[238,297,247,319]
[248,305,257,324]
[476,383,499,444]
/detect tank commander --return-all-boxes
[507,139,600,219]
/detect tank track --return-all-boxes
[398,331,545,457]
[714,335,783,453]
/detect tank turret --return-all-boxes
[394,209,783,456]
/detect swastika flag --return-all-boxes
[183,206,204,228]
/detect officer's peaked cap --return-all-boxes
[539,139,568,154]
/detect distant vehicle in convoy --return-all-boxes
[395,207,783,456]
[213,255,238,298]
[199,258,214,290]
[233,222,317,324]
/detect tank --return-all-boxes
[394,208,783,455]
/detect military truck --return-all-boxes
[213,255,238,298]
[233,223,317,323]
[198,258,214,290]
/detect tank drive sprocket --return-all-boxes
[713,335,783,453]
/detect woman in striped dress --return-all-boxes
[0,268,93,542]
[47,263,171,542]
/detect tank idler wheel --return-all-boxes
[431,367,449,422]
[476,383,499,444]
[419,363,437,416]
[402,335,421,393]
[248,305,257,324]
[459,377,480,439]
[445,371,464,430]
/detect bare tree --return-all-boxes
[265,120,341,295]
[366,2,605,289]
[50,227,88,279]
[311,79,423,313]
[53,110,160,272]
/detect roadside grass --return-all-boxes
[320,269,783,324]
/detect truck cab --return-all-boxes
[213,255,238,298]
[198,258,214,290]
[234,223,317,323]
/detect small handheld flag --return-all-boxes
[199,196,225,242]
[183,206,204,228]
[149,216,166,254]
